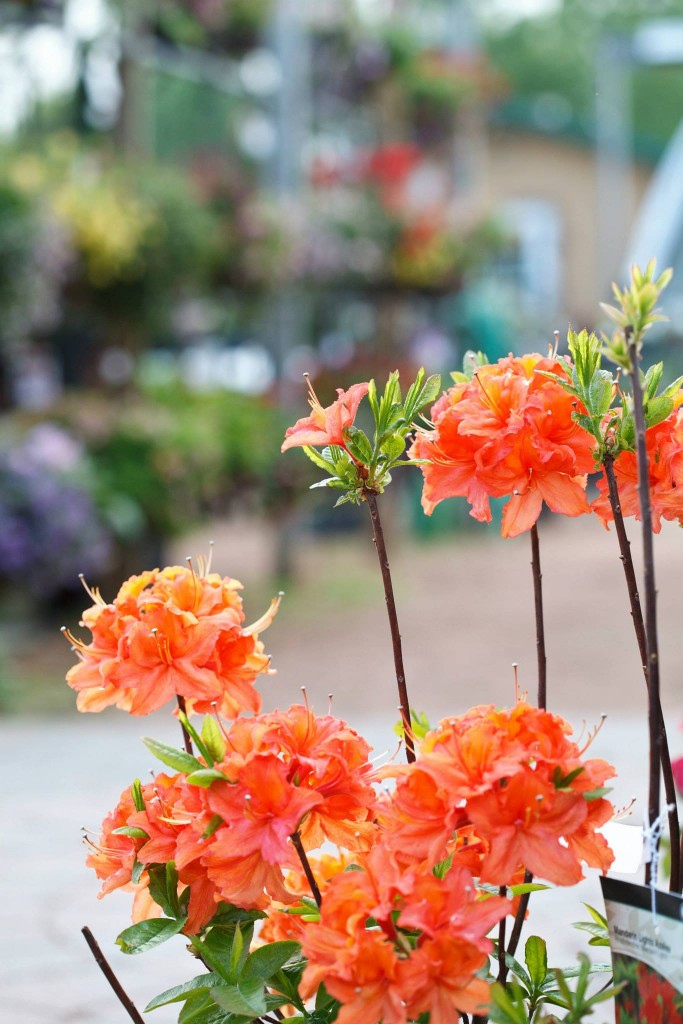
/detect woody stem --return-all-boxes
[176,695,194,756]
[496,886,508,984]
[290,830,322,908]
[506,869,533,961]
[364,490,415,763]
[82,927,146,1024]
[530,523,547,710]
[603,454,681,892]
[627,332,662,887]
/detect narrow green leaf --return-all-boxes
[112,826,149,839]
[131,778,145,812]
[201,717,227,763]
[367,378,379,421]
[583,786,612,801]
[242,941,301,983]
[503,953,532,992]
[508,882,550,897]
[302,445,336,473]
[143,737,202,775]
[582,903,608,929]
[178,712,214,766]
[145,972,222,1011]
[524,935,548,991]
[201,814,224,840]
[148,862,181,919]
[229,924,243,981]
[186,768,231,788]
[116,917,185,955]
[131,858,144,885]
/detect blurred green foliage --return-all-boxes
[485,0,683,158]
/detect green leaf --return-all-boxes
[645,395,674,428]
[177,991,226,1024]
[643,362,664,400]
[508,882,550,897]
[145,972,222,1011]
[211,980,267,1018]
[524,935,548,991]
[582,903,608,929]
[116,917,185,955]
[367,378,379,421]
[503,953,532,992]
[131,778,145,812]
[587,370,614,417]
[148,862,182,919]
[229,924,244,981]
[489,980,528,1024]
[201,814,224,840]
[186,768,232,788]
[242,941,301,984]
[302,445,336,474]
[583,786,612,801]
[381,434,406,462]
[201,717,227,763]
[112,826,150,839]
[177,712,214,766]
[143,737,203,775]
[131,858,144,884]
[342,426,373,464]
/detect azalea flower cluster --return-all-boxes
[381,703,615,886]
[85,692,616,1022]
[64,564,279,717]
[410,353,596,538]
[87,704,377,935]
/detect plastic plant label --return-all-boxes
[600,876,683,1023]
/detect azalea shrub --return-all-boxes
[72,263,683,1024]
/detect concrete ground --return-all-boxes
[3,511,683,1023]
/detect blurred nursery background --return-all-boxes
[4,2,683,1022]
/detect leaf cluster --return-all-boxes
[489,936,617,1024]
[601,260,673,371]
[304,367,440,507]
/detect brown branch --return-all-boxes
[290,830,322,908]
[81,926,146,1024]
[176,695,194,756]
[506,869,533,961]
[627,333,662,887]
[496,886,508,985]
[603,454,681,892]
[530,524,547,710]
[364,490,415,762]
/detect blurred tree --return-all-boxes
[483,0,683,157]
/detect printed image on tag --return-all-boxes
[600,876,683,1023]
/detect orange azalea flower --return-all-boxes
[281,377,369,452]
[412,353,595,537]
[467,767,588,885]
[65,565,279,718]
[593,408,683,531]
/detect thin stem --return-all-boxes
[290,830,322,908]
[603,454,681,892]
[176,695,194,756]
[496,886,508,984]
[627,332,662,886]
[364,490,415,762]
[506,869,533,960]
[81,926,146,1024]
[530,524,547,710]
